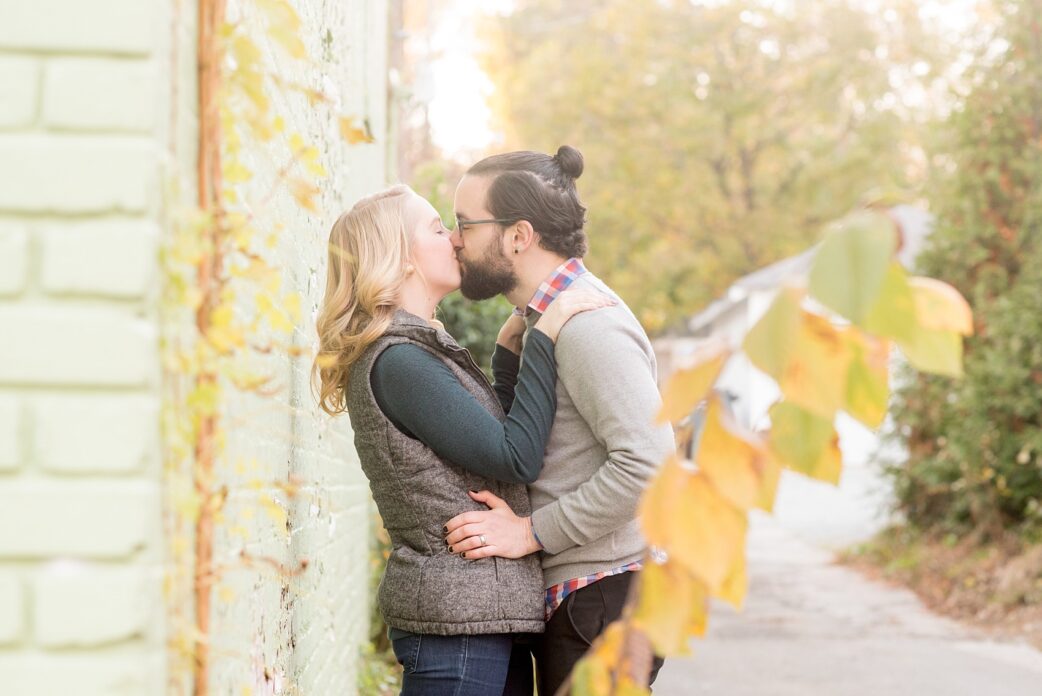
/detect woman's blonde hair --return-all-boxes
[313,184,415,415]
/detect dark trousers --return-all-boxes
[533,571,665,695]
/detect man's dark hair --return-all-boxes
[467,145,588,258]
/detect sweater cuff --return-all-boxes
[491,342,521,371]
[530,505,579,556]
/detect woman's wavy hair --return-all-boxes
[313,185,415,415]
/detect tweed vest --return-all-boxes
[345,310,545,635]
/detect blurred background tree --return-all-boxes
[889,0,1042,540]
[479,0,946,331]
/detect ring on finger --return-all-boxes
[479,534,487,546]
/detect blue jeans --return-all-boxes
[391,632,532,696]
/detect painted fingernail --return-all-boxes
[461,552,467,559]
[448,546,453,553]
[468,489,477,494]
[443,526,448,534]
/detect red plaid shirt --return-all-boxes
[516,257,587,316]
[544,561,643,620]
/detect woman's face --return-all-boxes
[405,193,461,296]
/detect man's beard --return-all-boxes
[458,242,519,301]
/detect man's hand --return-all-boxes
[444,490,542,560]
[496,313,527,355]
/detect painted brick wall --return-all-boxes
[0,0,386,693]
[0,0,167,693]
[182,1,389,695]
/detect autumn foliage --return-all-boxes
[567,207,971,694]
[889,0,1042,538]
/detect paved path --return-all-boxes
[654,448,1042,696]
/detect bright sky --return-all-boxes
[424,2,510,159]
[424,0,982,159]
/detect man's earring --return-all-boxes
[514,248,519,254]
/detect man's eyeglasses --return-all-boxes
[454,216,517,233]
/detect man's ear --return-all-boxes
[511,220,537,254]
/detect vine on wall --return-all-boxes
[162,1,372,693]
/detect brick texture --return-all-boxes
[0,0,383,691]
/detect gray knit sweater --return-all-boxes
[523,272,675,588]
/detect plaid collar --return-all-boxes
[518,257,587,316]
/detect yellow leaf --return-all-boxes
[256,0,302,31]
[339,116,375,144]
[755,450,783,513]
[257,293,295,334]
[657,346,728,424]
[896,325,964,378]
[270,22,307,59]
[231,34,261,69]
[808,209,897,323]
[298,144,327,178]
[235,69,269,113]
[615,677,652,696]
[630,561,708,656]
[746,289,854,419]
[222,160,252,184]
[572,622,624,696]
[696,399,764,510]
[187,382,221,419]
[290,179,320,212]
[743,286,802,378]
[861,261,917,341]
[717,551,747,610]
[263,267,283,294]
[315,353,339,369]
[228,364,272,391]
[640,460,747,591]
[304,158,326,179]
[780,312,852,419]
[844,331,890,428]
[283,292,301,322]
[260,494,287,527]
[591,620,626,662]
[909,276,973,335]
[769,401,842,484]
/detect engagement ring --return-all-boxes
[479,535,487,546]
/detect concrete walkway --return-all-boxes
[654,450,1042,695]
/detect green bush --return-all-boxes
[357,509,401,695]
[889,0,1042,539]
[437,293,513,378]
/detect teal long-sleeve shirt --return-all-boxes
[369,330,556,485]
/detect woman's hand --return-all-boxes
[533,289,616,343]
[444,490,542,560]
[496,312,527,355]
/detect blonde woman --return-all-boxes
[313,185,612,695]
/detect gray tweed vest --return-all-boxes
[345,310,545,635]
